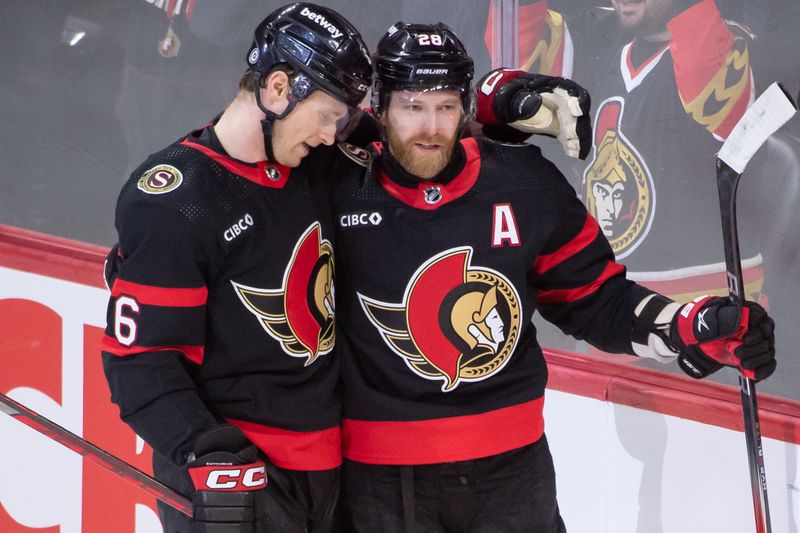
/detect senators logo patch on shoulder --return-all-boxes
[338,143,372,167]
[137,165,183,194]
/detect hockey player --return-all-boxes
[578,0,758,299]
[333,22,777,532]
[100,4,372,532]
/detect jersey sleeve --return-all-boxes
[530,176,653,353]
[668,0,754,140]
[101,196,219,465]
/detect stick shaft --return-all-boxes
[0,391,193,518]
[717,159,771,532]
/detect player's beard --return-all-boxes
[386,129,458,179]
[614,0,674,37]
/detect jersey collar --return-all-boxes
[180,126,291,188]
[376,137,481,210]
[621,38,670,93]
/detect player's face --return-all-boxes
[271,90,348,167]
[611,0,675,35]
[382,89,463,179]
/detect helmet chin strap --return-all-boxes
[253,75,298,163]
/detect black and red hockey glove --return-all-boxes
[185,424,267,533]
[476,68,592,159]
[670,296,776,381]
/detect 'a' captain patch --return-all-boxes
[137,164,183,194]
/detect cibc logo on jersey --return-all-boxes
[340,211,382,227]
[359,247,521,392]
[232,222,335,365]
[224,213,254,242]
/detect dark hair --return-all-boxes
[238,70,257,93]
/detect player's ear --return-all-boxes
[261,70,291,116]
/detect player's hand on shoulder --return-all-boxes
[669,296,776,381]
[184,424,267,532]
[476,68,592,159]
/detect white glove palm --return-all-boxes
[510,87,584,159]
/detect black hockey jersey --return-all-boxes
[101,125,345,470]
[579,0,759,301]
[333,137,653,465]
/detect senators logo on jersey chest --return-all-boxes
[232,222,334,365]
[359,247,521,391]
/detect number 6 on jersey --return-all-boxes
[114,295,140,346]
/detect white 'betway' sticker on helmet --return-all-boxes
[300,7,343,39]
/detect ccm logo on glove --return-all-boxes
[189,463,267,491]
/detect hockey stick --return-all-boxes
[0,391,193,518]
[716,81,797,533]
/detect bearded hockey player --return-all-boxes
[581,0,758,298]
[100,4,371,532]
[332,22,776,532]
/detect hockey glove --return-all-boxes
[476,68,592,159]
[670,296,776,381]
[185,424,267,533]
[103,243,123,290]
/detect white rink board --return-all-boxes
[0,265,163,533]
[0,261,798,532]
[545,389,800,533]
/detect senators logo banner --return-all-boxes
[359,247,521,392]
[232,222,335,365]
[583,98,655,259]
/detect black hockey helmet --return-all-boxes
[372,22,475,119]
[247,3,372,108]
[245,3,372,160]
